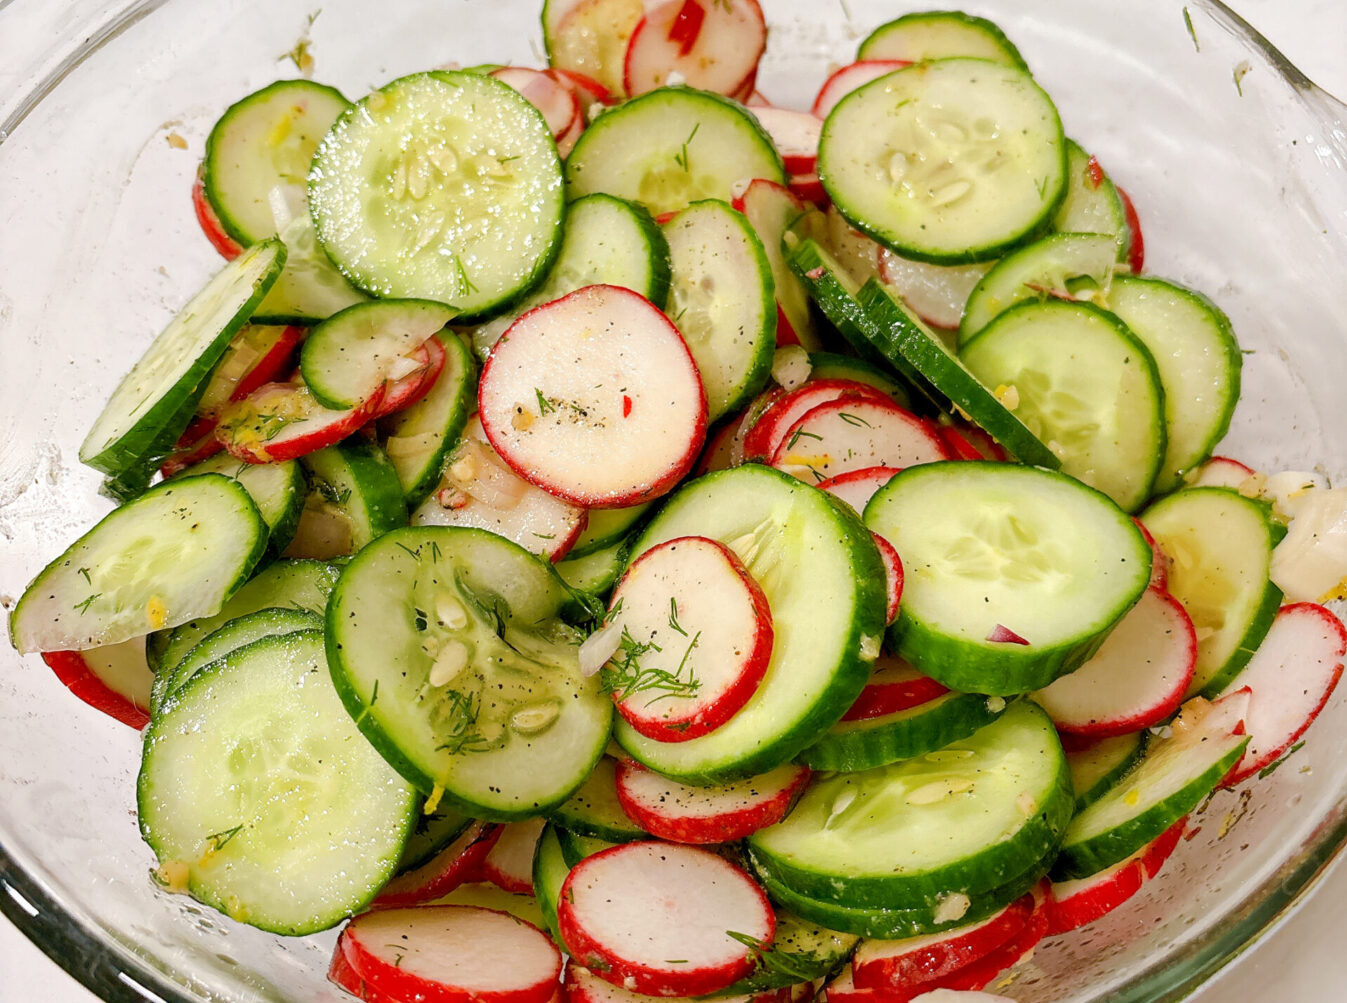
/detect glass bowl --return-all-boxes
[1,1,1345,1000]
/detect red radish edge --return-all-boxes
[480,818,546,896]
[192,173,243,260]
[874,533,904,625]
[842,662,948,723]
[40,650,150,730]
[1118,186,1145,273]
[372,821,502,909]
[623,0,766,99]
[218,381,387,464]
[1049,817,1187,934]
[811,60,911,119]
[667,0,706,56]
[546,68,617,106]
[986,625,1029,645]
[374,335,448,419]
[742,380,890,463]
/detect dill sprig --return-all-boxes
[600,627,701,705]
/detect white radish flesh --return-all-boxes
[741,380,888,462]
[481,818,547,895]
[812,60,910,119]
[876,249,991,331]
[491,67,581,140]
[614,759,810,843]
[747,107,822,173]
[771,398,949,483]
[818,465,902,516]
[624,0,767,98]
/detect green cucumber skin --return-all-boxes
[532,824,571,944]
[1052,737,1249,880]
[627,197,674,312]
[397,806,475,874]
[808,352,911,408]
[701,912,859,995]
[300,440,409,551]
[796,691,1008,772]
[547,758,648,843]
[1197,579,1283,698]
[857,11,1029,70]
[1052,140,1131,262]
[564,503,653,560]
[556,538,628,596]
[1068,731,1149,813]
[555,828,619,869]
[174,453,308,554]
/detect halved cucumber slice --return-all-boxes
[555,829,618,869]
[138,630,417,934]
[470,193,671,360]
[556,538,628,596]
[958,299,1166,511]
[1139,487,1284,697]
[325,526,612,819]
[286,440,408,560]
[819,59,1065,265]
[170,451,306,554]
[1051,141,1131,262]
[10,475,267,654]
[796,691,1008,773]
[565,86,785,216]
[865,462,1152,695]
[613,464,887,783]
[380,330,478,506]
[399,804,475,874]
[309,71,565,321]
[749,701,1070,910]
[533,823,571,943]
[549,757,648,843]
[79,239,286,476]
[1066,732,1148,812]
[663,199,776,421]
[1101,275,1241,495]
[568,503,652,560]
[857,11,1028,68]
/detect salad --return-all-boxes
[7,3,1347,1002]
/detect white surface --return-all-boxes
[2,1,1345,1001]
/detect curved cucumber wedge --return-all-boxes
[1066,731,1148,812]
[138,630,417,935]
[79,239,286,476]
[797,691,1009,773]
[865,462,1151,695]
[567,503,652,560]
[748,700,1071,911]
[399,804,475,874]
[1051,140,1131,262]
[1139,487,1283,697]
[959,298,1166,511]
[556,538,628,596]
[325,526,612,819]
[172,452,306,554]
[555,828,618,869]
[310,71,565,321]
[565,87,785,216]
[10,474,267,654]
[663,199,776,421]
[614,464,888,783]
[549,757,648,842]
[857,11,1028,68]
[288,441,408,561]
[533,823,571,943]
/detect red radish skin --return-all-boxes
[1132,518,1171,589]
[851,891,1035,990]
[492,67,582,140]
[842,655,949,723]
[732,179,821,350]
[1048,817,1186,934]
[481,818,547,896]
[372,821,502,910]
[614,760,810,844]
[478,285,707,508]
[216,380,386,464]
[344,905,562,1003]
[729,387,784,466]
[564,964,791,1003]
[874,533,904,625]
[41,642,152,730]
[938,426,984,463]
[812,61,911,119]
[329,938,405,1003]
[372,336,447,419]
[788,172,826,206]
[192,173,243,260]
[605,536,773,742]
[729,69,758,105]
[1217,602,1347,785]
[1034,587,1197,738]
[742,380,889,463]
[557,112,586,157]
[775,303,803,347]
[547,68,617,107]
[623,0,766,98]
[747,107,821,174]
[1185,455,1257,490]
[770,398,950,483]
[817,465,902,515]
[160,422,226,477]
[558,842,775,997]
[1117,187,1145,273]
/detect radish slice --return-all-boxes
[623,0,766,98]
[742,380,889,462]
[734,179,825,352]
[479,285,707,508]
[1186,455,1257,490]
[747,107,822,174]
[1048,817,1185,934]
[746,90,773,108]
[41,636,153,730]
[817,465,902,515]
[546,67,617,108]
[550,0,646,98]
[604,536,773,742]
[852,890,1035,990]
[160,419,226,478]
[811,60,910,119]
[1216,602,1347,785]
[788,172,826,206]
[876,250,991,332]
[371,336,447,419]
[344,905,563,1003]
[1034,587,1197,737]
[192,171,243,260]
[1117,186,1145,273]
[564,964,791,1003]
[372,821,501,909]
[614,759,810,843]
[936,421,1007,463]
[216,380,386,464]
[696,417,743,475]
[1132,518,1171,589]
[558,842,775,997]
[842,654,949,723]
[481,818,547,896]
[874,533,905,625]
[557,112,586,158]
[770,398,950,483]
[492,67,582,140]
[411,416,588,563]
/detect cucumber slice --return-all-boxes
[613,465,887,783]
[138,630,417,934]
[300,299,455,410]
[819,59,1065,265]
[807,352,910,407]
[309,71,565,321]
[567,503,652,560]
[79,239,286,476]
[150,605,322,715]
[10,475,267,654]
[398,803,475,874]
[852,276,1060,468]
[1066,732,1148,812]
[287,441,408,560]
[149,558,341,675]
[565,87,785,216]
[865,462,1152,695]
[380,330,478,506]
[857,11,1028,69]
[1139,487,1284,697]
[325,527,612,819]
[171,452,306,554]
[957,232,1118,347]
[555,828,618,869]
[717,911,859,995]
[748,701,1071,910]
[470,193,671,360]
[533,823,570,943]
[797,691,1009,773]
[1051,140,1131,262]
[1101,275,1241,495]
[958,299,1166,511]
[432,881,547,931]
[549,757,648,842]
[1054,703,1249,878]
[556,538,628,596]
[663,199,776,421]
